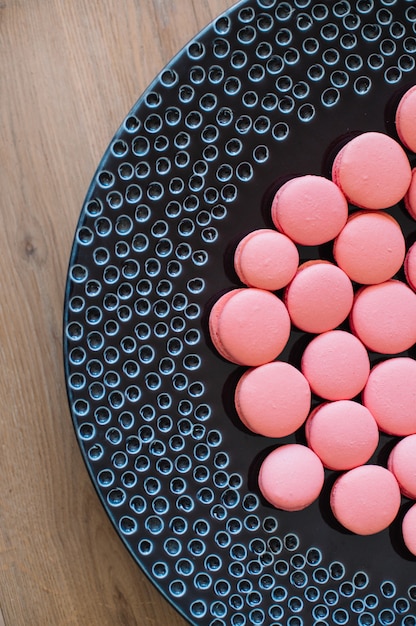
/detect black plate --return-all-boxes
[64,1,416,624]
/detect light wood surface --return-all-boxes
[0,1,234,624]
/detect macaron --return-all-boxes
[234,361,311,438]
[405,242,416,291]
[284,260,354,334]
[305,400,379,471]
[209,288,291,366]
[349,279,416,354]
[362,357,416,436]
[404,168,416,220]
[330,465,401,535]
[271,174,348,245]
[333,210,406,285]
[331,131,412,209]
[388,434,416,499]
[395,85,416,152]
[258,444,325,511]
[402,504,416,556]
[301,330,370,400]
[234,229,299,291]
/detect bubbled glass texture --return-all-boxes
[64,1,416,624]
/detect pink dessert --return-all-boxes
[330,465,401,535]
[395,85,416,153]
[333,210,406,285]
[362,357,416,436]
[349,279,416,354]
[209,84,416,546]
[404,168,416,219]
[284,260,354,334]
[234,361,311,438]
[234,229,299,291]
[331,131,412,209]
[305,401,379,471]
[402,504,416,556]
[271,174,348,246]
[301,330,370,400]
[405,242,416,291]
[209,288,291,366]
[258,444,325,511]
[388,435,416,498]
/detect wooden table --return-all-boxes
[0,1,234,623]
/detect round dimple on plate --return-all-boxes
[64,1,416,624]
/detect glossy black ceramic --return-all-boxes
[64,1,416,624]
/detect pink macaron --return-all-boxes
[271,174,348,246]
[395,85,416,153]
[405,242,416,291]
[301,330,370,400]
[388,434,416,499]
[258,444,325,511]
[305,400,379,471]
[362,357,416,436]
[285,260,354,334]
[349,279,416,354]
[234,229,299,291]
[333,210,406,285]
[404,168,416,220]
[234,361,311,438]
[402,504,416,556]
[330,465,401,535]
[332,131,412,209]
[209,288,291,366]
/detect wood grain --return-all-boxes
[0,1,234,624]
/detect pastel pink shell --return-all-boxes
[402,504,416,556]
[405,241,416,291]
[404,168,416,220]
[209,288,291,366]
[388,434,416,498]
[301,330,370,401]
[305,401,379,471]
[395,85,416,153]
[258,444,324,512]
[235,361,311,438]
[234,229,299,291]
[271,174,348,246]
[333,210,405,285]
[362,357,416,436]
[350,280,416,354]
[285,261,354,334]
[332,132,411,209]
[330,465,401,535]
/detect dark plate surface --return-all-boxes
[63,1,416,624]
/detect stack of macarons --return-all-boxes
[208,84,416,551]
